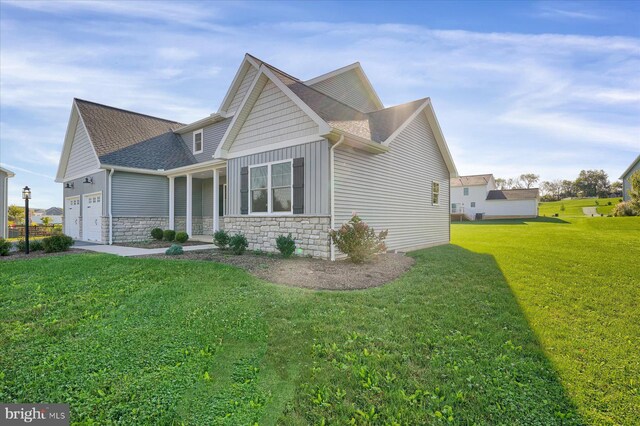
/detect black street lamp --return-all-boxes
[22,186,31,254]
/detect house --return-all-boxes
[31,207,64,225]
[620,154,640,201]
[450,174,539,220]
[0,165,15,239]
[56,54,458,259]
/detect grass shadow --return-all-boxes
[453,216,569,225]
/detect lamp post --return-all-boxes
[22,186,31,254]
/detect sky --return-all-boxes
[1,0,639,208]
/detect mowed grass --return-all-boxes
[452,217,640,425]
[1,217,638,424]
[539,197,620,217]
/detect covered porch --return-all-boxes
[168,165,227,239]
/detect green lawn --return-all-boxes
[1,217,638,424]
[539,197,621,217]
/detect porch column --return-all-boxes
[213,169,220,232]
[186,173,193,236]
[168,176,175,230]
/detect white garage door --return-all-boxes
[82,192,103,242]
[65,196,80,239]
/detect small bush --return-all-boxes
[165,244,184,255]
[612,201,638,217]
[175,231,189,243]
[275,233,296,258]
[560,203,565,212]
[595,200,599,206]
[151,228,164,240]
[0,238,11,256]
[329,214,388,264]
[229,233,248,255]
[30,240,44,252]
[16,239,27,252]
[607,201,612,206]
[213,230,230,250]
[42,234,74,253]
[163,229,176,242]
[553,213,559,217]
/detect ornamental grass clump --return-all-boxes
[165,244,183,255]
[329,214,388,264]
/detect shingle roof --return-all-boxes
[75,99,185,157]
[451,174,494,187]
[368,98,427,142]
[486,188,539,201]
[45,207,63,215]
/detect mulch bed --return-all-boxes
[0,248,86,261]
[138,250,415,290]
[115,240,208,249]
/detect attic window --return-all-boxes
[193,129,203,154]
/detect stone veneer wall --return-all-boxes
[111,217,169,243]
[223,216,331,259]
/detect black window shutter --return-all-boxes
[240,166,249,215]
[292,157,304,214]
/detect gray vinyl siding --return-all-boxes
[334,112,450,251]
[63,170,108,216]
[65,119,99,178]
[623,159,640,201]
[174,177,202,217]
[310,69,379,113]
[227,140,329,215]
[181,118,231,163]
[227,66,258,115]
[228,79,319,154]
[112,172,168,216]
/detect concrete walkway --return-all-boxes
[74,242,215,257]
[582,207,599,216]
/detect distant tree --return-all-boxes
[609,180,623,197]
[41,216,51,226]
[560,180,577,198]
[629,170,640,209]
[519,173,540,189]
[505,178,515,189]
[541,180,562,200]
[575,169,609,198]
[494,178,507,190]
[8,205,24,224]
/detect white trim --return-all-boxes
[108,168,114,244]
[0,166,15,177]
[168,176,175,230]
[432,181,440,206]
[58,168,104,183]
[213,169,220,232]
[225,135,325,159]
[304,62,384,111]
[329,135,345,261]
[193,129,204,154]
[217,55,261,114]
[619,154,640,179]
[166,159,227,177]
[174,114,224,134]
[57,100,102,182]
[186,174,193,236]
[64,195,81,240]
[97,164,167,176]
[248,159,293,216]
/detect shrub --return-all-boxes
[163,229,176,242]
[275,233,296,258]
[612,201,638,217]
[165,244,184,255]
[213,230,230,250]
[608,201,612,206]
[175,231,189,243]
[151,228,164,240]
[229,233,248,255]
[30,240,44,252]
[16,239,27,252]
[560,203,565,212]
[329,214,388,264]
[42,234,74,253]
[0,238,11,256]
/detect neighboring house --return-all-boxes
[0,166,15,239]
[451,174,539,220]
[56,54,458,259]
[620,154,640,201]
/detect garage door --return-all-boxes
[82,192,103,242]
[65,196,80,239]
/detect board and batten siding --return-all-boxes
[112,172,168,217]
[180,118,231,163]
[65,119,99,178]
[227,140,330,216]
[228,80,319,154]
[309,69,379,113]
[227,66,258,115]
[201,176,227,216]
[334,112,450,251]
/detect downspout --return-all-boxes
[108,168,114,245]
[329,135,345,261]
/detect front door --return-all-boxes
[65,196,80,239]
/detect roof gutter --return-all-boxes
[330,129,389,154]
[329,135,345,261]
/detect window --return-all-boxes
[193,129,203,154]
[249,160,292,214]
[432,181,440,205]
[463,187,469,196]
[471,202,476,208]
